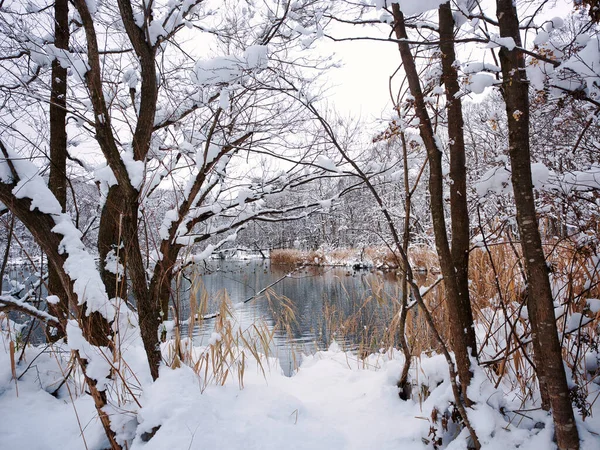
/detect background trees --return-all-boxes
[1,0,600,449]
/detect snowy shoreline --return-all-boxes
[2,330,599,450]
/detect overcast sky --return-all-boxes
[315,0,574,122]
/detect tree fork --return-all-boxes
[391,4,474,401]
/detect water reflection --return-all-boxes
[3,260,407,376]
[177,260,402,375]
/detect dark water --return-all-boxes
[175,260,402,375]
[2,263,48,341]
[3,259,404,375]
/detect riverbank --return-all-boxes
[270,246,438,272]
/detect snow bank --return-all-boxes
[3,332,598,450]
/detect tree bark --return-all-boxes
[495,1,579,448]
[392,4,474,400]
[439,2,477,359]
[97,186,127,301]
[47,0,70,339]
[397,132,412,399]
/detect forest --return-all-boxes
[0,0,599,449]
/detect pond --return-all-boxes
[3,259,409,376]
[176,260,403,375]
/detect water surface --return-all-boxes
[177,260,402,375]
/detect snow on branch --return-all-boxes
[0,295,59,325]
[0,142,115,321]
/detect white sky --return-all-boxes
[313,0,574,120]
[313,34,399,122]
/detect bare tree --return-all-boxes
[390,3,476,402]
[495,0,579,448]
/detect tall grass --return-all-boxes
[468,237,600,409]
[296,238,600,408]
[270,245,440,271]
[165,273,303,390]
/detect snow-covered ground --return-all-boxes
[2,324,599,450]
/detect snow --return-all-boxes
[192,57,242,85]
[373,0,446,16]
[0,295,58,323]
[466,73,496,94]
[545,17,564,31]
[85,0,97,15]
[487,36,516,51]
[159,208,179,240]
[530,162,549,189]
[565,312,593,333]
[122,69,139,89]
[244,45,268,69]
[237,188,253,206]
[587,298,600,314]
[121,149,145,190]
[219,87,230,109]
[147,20,167,45]
[208,332,222,345]
[476,162,549,197]
[46,295,60,305]
[94,164,118,198]
[554,165,600,192]
[533,31,550,46]
[53,215,115,320]
[476,165,512,197]
[189,244,214,262]
[105,250,125,278]
[463,62,501,74]
[1,145,114,321]
[66,320,113,390]
[4,334,597,450]
[197,142,221,167]
[314,155,341,173]
[561,36,600,98]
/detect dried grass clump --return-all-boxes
[164,289,276,391]
[272,246,409,269]
[270,248,305,265]
[466,236,600,407]
[165,273,302,390]
[328,248,357,263]
[408,246,439,273]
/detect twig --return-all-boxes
[200,265,306,320]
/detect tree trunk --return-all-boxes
[98,185,162,381]
[123,198,162,381]
[47,0,70,339]
[98,185,127,301]
[397,132,413,399]
[495,1,579,448]
[439,2,477,359]
[392,4,474,400]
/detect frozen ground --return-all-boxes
[1,333,599,450]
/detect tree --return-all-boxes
[0,1,341,446]
[46,0,70,341]
[390,2,477,404]
[495,0,579,447]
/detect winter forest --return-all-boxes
[1,0,600,449]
